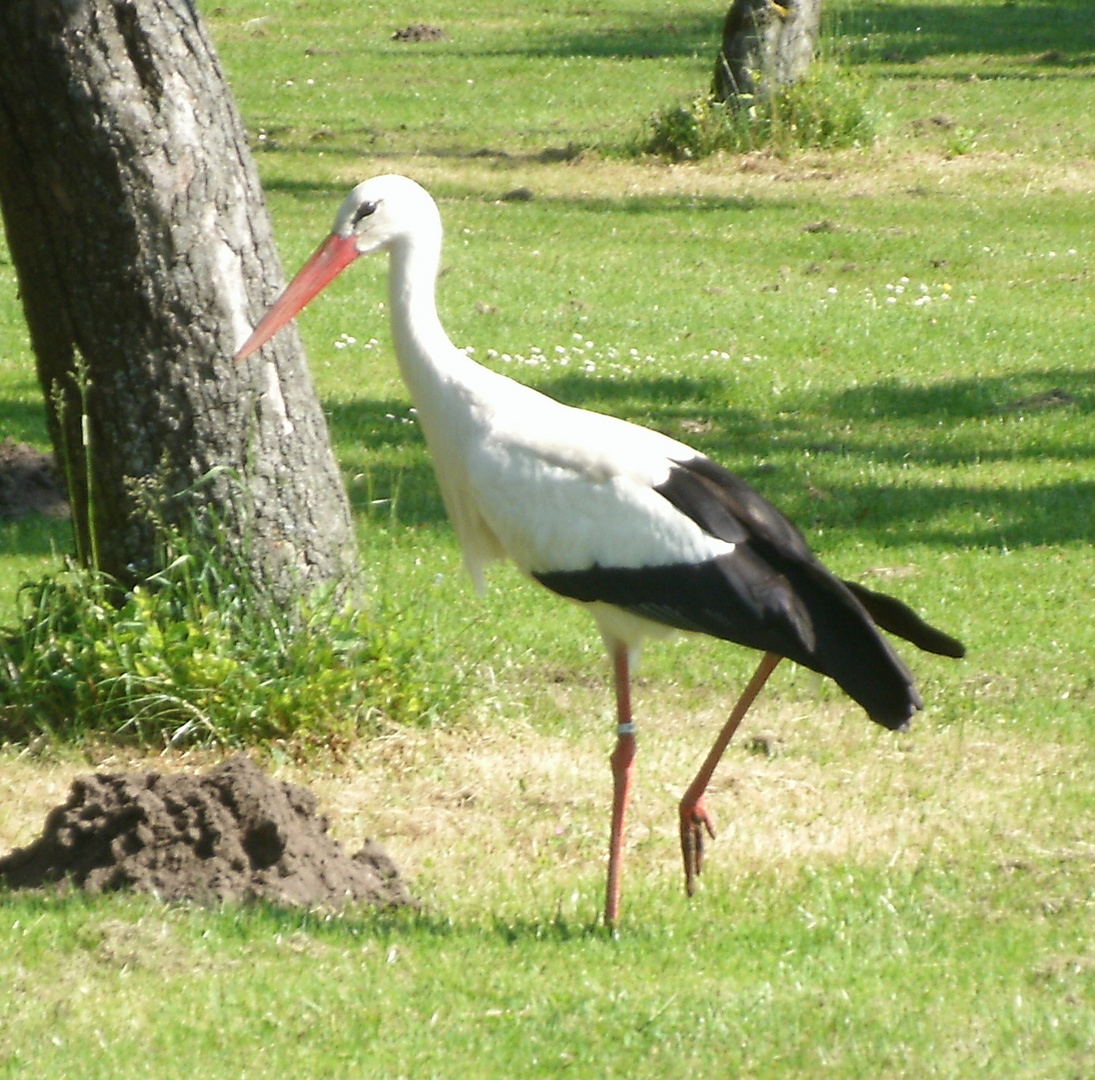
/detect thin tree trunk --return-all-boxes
[0,0,357,598]
[713,0,823,106]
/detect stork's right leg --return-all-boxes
[605,643,635,929]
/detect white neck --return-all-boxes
[386,229,469,403]
[381,216,510,587]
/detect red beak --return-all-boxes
[235,232,361,362]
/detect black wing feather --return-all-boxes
[841,579,965,658]
[535,455,964,731]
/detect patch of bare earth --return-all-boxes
[0,754,413,910]
[340,149,1095,205]
[0,439,68,521]
[2,689,1087,916]
[391,24,445,42]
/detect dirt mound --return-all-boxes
[0,438,69,521]
[0,754,414,910]
[392,23,446,42]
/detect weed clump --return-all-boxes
[637,66,874,161]
[0,520,457,748]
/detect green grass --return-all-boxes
[2,855,1092,1078]
[1,0,1094,1075]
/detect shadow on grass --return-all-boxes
[400,3,1095,68]
[830,368,1095,423]
[234,899,620,945]
[833,2,1095,68]
[0,517,72,563]
[0,398,51,447]
[264,177,770,222]
[0,890,632,947]
[3,364,1088,559]
[448,4,1094,66]
[468,13,720,62]
[325,362,1094,552]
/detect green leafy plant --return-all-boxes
[638,66,874,161]
[0,513,457,748]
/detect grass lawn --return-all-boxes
[1,0,1093,1076]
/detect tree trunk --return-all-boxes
[0,0,358,598]
[713,0,823,106]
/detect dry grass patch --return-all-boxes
[296,699,1087,918]
[2,695,1087,922]
[323,149,1095,207]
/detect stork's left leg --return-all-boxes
[605,643,636,929]
[679,651,781,896]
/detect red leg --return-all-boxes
[605,643,636,929]
[679,651,781,896]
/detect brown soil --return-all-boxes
[0,438,69,521]
[392,24,446,42]
[0,754,415,910]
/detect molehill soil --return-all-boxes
[0,754,415,910]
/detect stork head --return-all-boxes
[235,174,438,362]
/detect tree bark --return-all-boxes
[0,0,357,598]
[713,0,823,106]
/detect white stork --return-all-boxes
[236,174,964,927]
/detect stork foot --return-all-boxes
[679,795,716,896]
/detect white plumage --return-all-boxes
[237,174,964,927]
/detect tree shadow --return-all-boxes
[265,180,768,221]
[420,3,1095,67]
[833,1,1095,68]
[324,396,447,526]
[828,366,1094,430]
[472,12,720,62]
[5,355,1088,560]
[0,398,50,447]
[324,362,1095,554]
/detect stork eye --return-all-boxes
[351,200,378,226]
